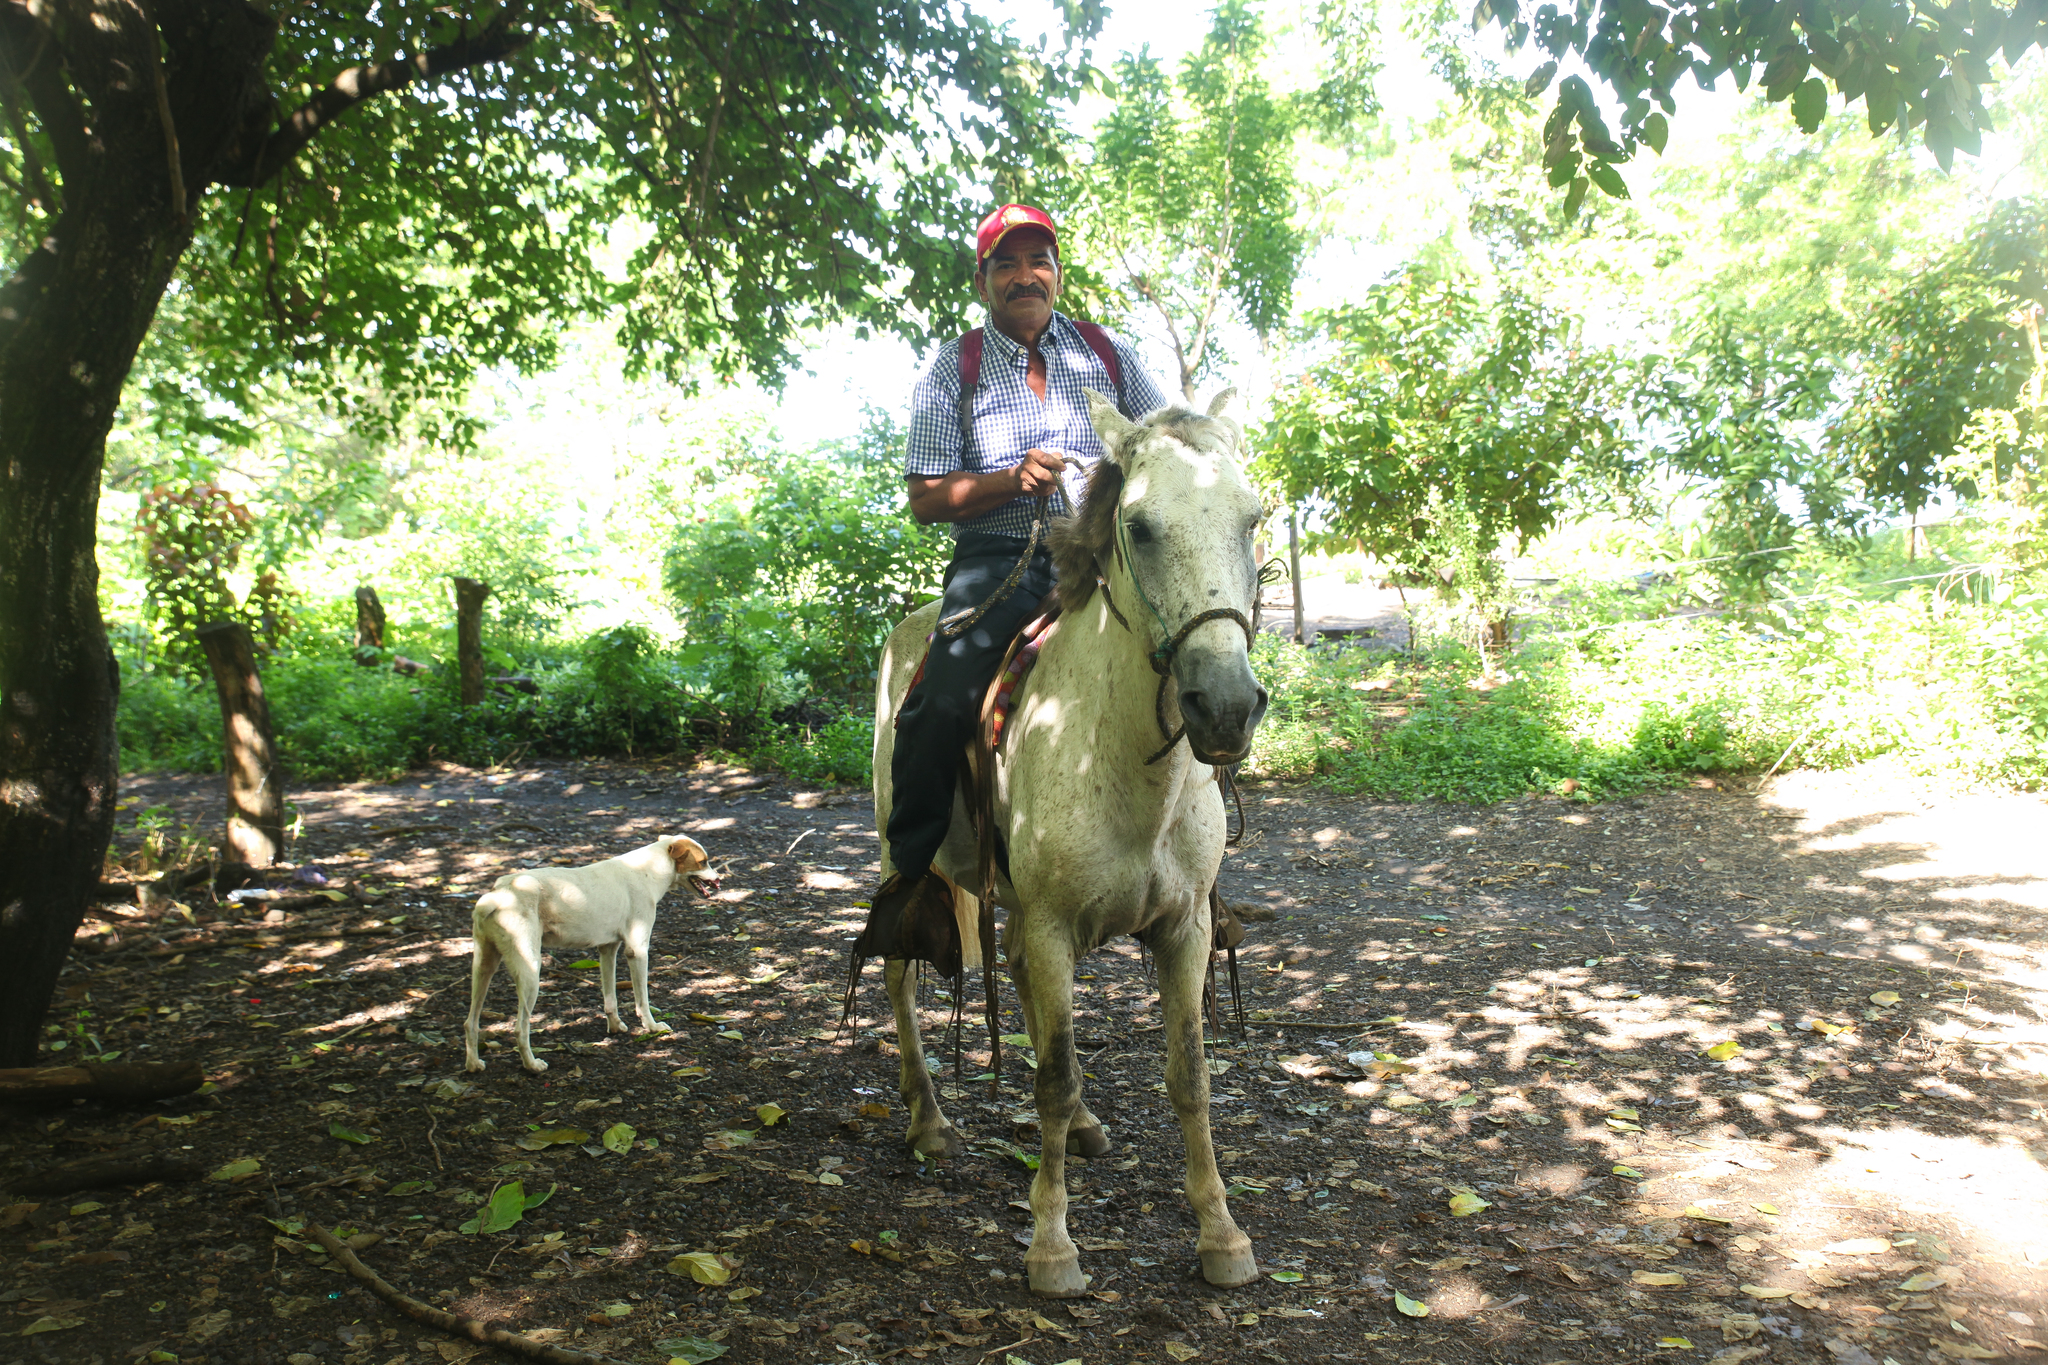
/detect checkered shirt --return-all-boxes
[905,312,1170,540]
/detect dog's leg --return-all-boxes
[598,941,626,1035]
[886,958,963,1158]
[504,931,548,1074]
[463,934,503,1073]
[625,923,666,1034]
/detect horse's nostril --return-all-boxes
[1181,689,1211,722]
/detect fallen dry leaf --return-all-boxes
[667,1252,731,1285]
[1634,1271,1687,1288]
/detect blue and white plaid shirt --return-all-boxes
[905,312,1170,540]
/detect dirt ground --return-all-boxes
[5,756,2047,1365]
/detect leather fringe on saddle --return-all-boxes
[841,866,986,1077]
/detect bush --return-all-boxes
[1239,583,2048,802]
[756,710,876,787]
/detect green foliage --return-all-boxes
[756,711,878,788]
[1242,574,2048,803]
[7,4,1116,463]
[1832,199,2048,513]
[664,418,948,694]
[1059,1,1306,392]
[134,484,267,678]
[1258,272,1652,576]
[1470,0,2048,202]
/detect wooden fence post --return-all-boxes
[353,585,386,661]
[195,620,284,868]
[1287,510,1306,646]
[454,577,491,706]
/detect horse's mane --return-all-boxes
[1049,406,1218,610]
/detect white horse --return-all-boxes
[870,389,1269,1296]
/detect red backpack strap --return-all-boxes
[955,328,983,449]
[1071,319,1133,418]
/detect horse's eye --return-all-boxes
[1126,519,1154,545]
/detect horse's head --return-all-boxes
[1054,389,1270,765]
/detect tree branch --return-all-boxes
[218,13,532,188]
[0,7,89,185]
[0,33,57,213]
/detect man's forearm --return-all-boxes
[906,469,1026,525]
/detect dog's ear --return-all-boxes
[667,837,707,872]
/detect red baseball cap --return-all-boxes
[975,203,1058,266]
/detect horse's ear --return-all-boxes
[1085,388,1139,464]
[1206,387,1238,418]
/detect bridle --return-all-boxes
[1105,469,1256,766]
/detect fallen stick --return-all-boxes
[134,922,402,958]
[305,1225,631,1365]
[10,1148,204,1196]
[0,1060,204,1107]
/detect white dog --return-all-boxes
[463,835,718,1073]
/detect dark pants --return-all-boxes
[887,531,1055,880]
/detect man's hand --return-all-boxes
[1015,447,1068,498]
[906,449,1072,525]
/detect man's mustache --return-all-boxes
[1007,286,1046,301]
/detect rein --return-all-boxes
[1108,489,1255,765]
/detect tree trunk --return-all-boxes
[0,0,277,1066]
[196,620,285,867]
[454,577,492,707]
[354,585,388,656]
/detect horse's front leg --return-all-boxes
[1013,934,1089,1296]
[1013,951,1111,1158]
[885,958,963,1158]
[1156,910,1257,1287]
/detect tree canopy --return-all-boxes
[1460,1,2048,211]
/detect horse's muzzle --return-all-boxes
[1177,656,1269,766]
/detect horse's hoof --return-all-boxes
[1066,1124,1111,1158]
[1027,1259,1090,1298]
[606,1019,628,1035]
[910,1126,963,1160]
[1199,1244,1258,1288]
[463,1056,485,1073]
[643,1020,672,1035]
[523,1056,551,1074]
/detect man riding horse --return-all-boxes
[878,204,1169,919]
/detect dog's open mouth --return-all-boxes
[687,871,721,899]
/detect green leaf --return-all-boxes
[516,1126,590,1151]
[1643,111,1668,154]
[1524,61,1558,99]
[660,1337,730,1364]
[1268,1270,1303,1283]
[1791,77,1828,134]
[388,1180,435,1197]
[1562,175,1590,221]
[470,1180,551,1235]
[568,959,600,969]
[1584,161,1630,200]
[1393,1290,1430,1317]
[601,1122,637,1155]
[328,1122,376,1145]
